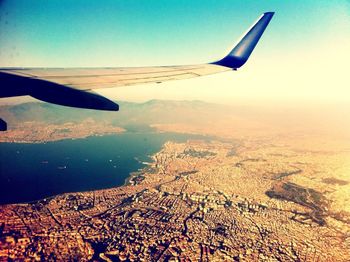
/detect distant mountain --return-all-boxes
[3,99,348,140]
[0,100,229,130]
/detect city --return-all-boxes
[1,136,349,261]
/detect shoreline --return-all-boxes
[0,130,126,144]
[0,134,197,206]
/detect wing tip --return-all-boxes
[212,11,274,69]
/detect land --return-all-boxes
[0,119,125,143]
[1,137,350,261]
[1,100,350,261]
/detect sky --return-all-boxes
[0,0,349,105]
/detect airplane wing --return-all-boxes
[0,64,231,111]
[0,12,274,127]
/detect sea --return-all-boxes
[0,132,207,204]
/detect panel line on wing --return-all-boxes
[7,66,204,79]
[64,72,200,88]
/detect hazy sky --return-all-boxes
[0,0,349,104]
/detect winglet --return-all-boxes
[212,12,274,69]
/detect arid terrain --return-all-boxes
[1,100,350,261]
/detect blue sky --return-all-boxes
[0,0,349,103]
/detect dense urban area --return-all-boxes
[1,101,350,261]
[1,137,350,261]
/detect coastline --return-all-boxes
[0,133,201,205]
[0,122,125,144]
